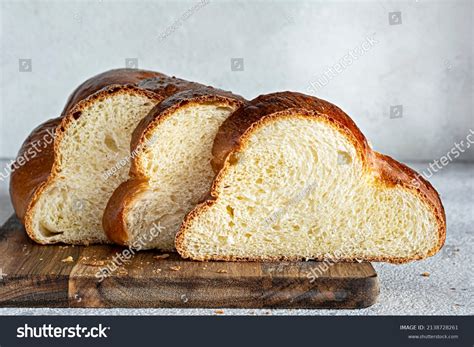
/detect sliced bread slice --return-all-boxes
[10,69,202,244]
[103,87,244,251]
[176,92,446,263]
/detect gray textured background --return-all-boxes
[1,0,473,161]
[0,0,473,316]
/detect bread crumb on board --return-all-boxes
[61,256,74,263]
[421,272,430,277]
[214,310,224,315]
[216,269,228,274]
[81,258,107,266]
[170,266,181,271]
[154,254,170,260]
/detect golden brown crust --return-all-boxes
[102,178,150,245]
[369,151,446,258]
[102,86,244,247]
[176,92,446,263]
[211,92,371,173]
[61,69,165,115]
[9,118,59,223]
[10,69,173,244]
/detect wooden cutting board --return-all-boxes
[0,215,379,309]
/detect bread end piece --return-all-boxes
[176,92,446,263]
[10,69,166,244]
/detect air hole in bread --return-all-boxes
[226,205,235,218]
[218,235,228,245]
[104,135,120,152]
[39,222,63,238]
[265,165,275,174]
[72,111,81,120]
[337,150,352,165]
[170,194,179,203]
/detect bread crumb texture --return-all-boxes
[125,104,236,250]
[30,93,156,244]
[178,116,441,262]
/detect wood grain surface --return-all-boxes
[0,215,379,309]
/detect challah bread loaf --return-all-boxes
[10,69,203,244]
[103,87,244,251]
[176,92,446,263]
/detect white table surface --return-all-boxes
[0,160,472,316]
